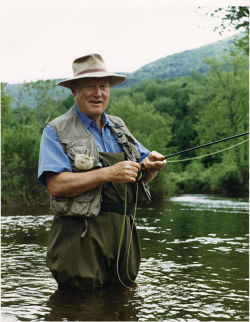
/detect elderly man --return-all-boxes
[38,53,166,290]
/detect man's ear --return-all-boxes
[70,83,76,96]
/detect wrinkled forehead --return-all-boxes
[75,77,110,87]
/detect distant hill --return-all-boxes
[5,33,242,108]
[118,33,241,88]
[5,81,70,109]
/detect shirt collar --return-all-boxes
[74,105,115,129]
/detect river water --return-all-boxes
[1,194,249,321]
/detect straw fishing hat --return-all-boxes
[57,53,126,88]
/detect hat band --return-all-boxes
[76,68,108,76]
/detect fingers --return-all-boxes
[143,157,166,171]
[142,151,166,171]
[148,150,166,162]
[108,161,141,183]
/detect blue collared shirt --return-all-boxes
[38,105,149,185]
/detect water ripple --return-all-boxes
[169,194,249,213]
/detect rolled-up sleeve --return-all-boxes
[38,125,72,186]
[136,141,150,163]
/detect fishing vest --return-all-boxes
[48,106,151,218]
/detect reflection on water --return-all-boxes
[46,285,143,321]
[1,194,249,321]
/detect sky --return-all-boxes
[0,0,248,84]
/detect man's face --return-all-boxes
[72,77,110,120]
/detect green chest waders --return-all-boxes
[46,152,141,290]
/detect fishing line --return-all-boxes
[116,183,131,289]
[166,138,249,163]
[125,182,139,283]
[117,183,139,288]
[164,132,248,160]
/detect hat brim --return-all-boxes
[57,72,126,89]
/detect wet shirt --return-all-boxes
[38,105,149,186]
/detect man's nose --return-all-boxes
[93,86,102,96]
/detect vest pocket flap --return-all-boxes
[66,145,100,170]
[66,146,89,161]
[70,198,91,216]
[61,137,99,161]
[73,191,94,202]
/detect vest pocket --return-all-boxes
[70,188,101,217]
[70,194,91,215]
[51,197,69,213]
[51,188,102,217]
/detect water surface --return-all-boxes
[1,194,249,321]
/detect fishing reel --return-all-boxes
[136,165,146,183]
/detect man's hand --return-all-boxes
[141,151,166,182]
[107,161,141,183]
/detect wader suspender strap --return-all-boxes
[107,120,139,162]
[108,121,146,182]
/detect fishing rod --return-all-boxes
[164,132,249,160]
[137,132,248,181]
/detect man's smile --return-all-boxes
[89,100,102,105]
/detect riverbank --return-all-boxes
[2,189,248,210]
[1,196,50,209]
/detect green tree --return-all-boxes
[210,6,249,53]
[1,80,78,205]
[1,83,12,126]
[1,123,47,204]
[188,48,249,193]
[24,79,67,129]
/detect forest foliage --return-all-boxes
[1,8,249,205]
